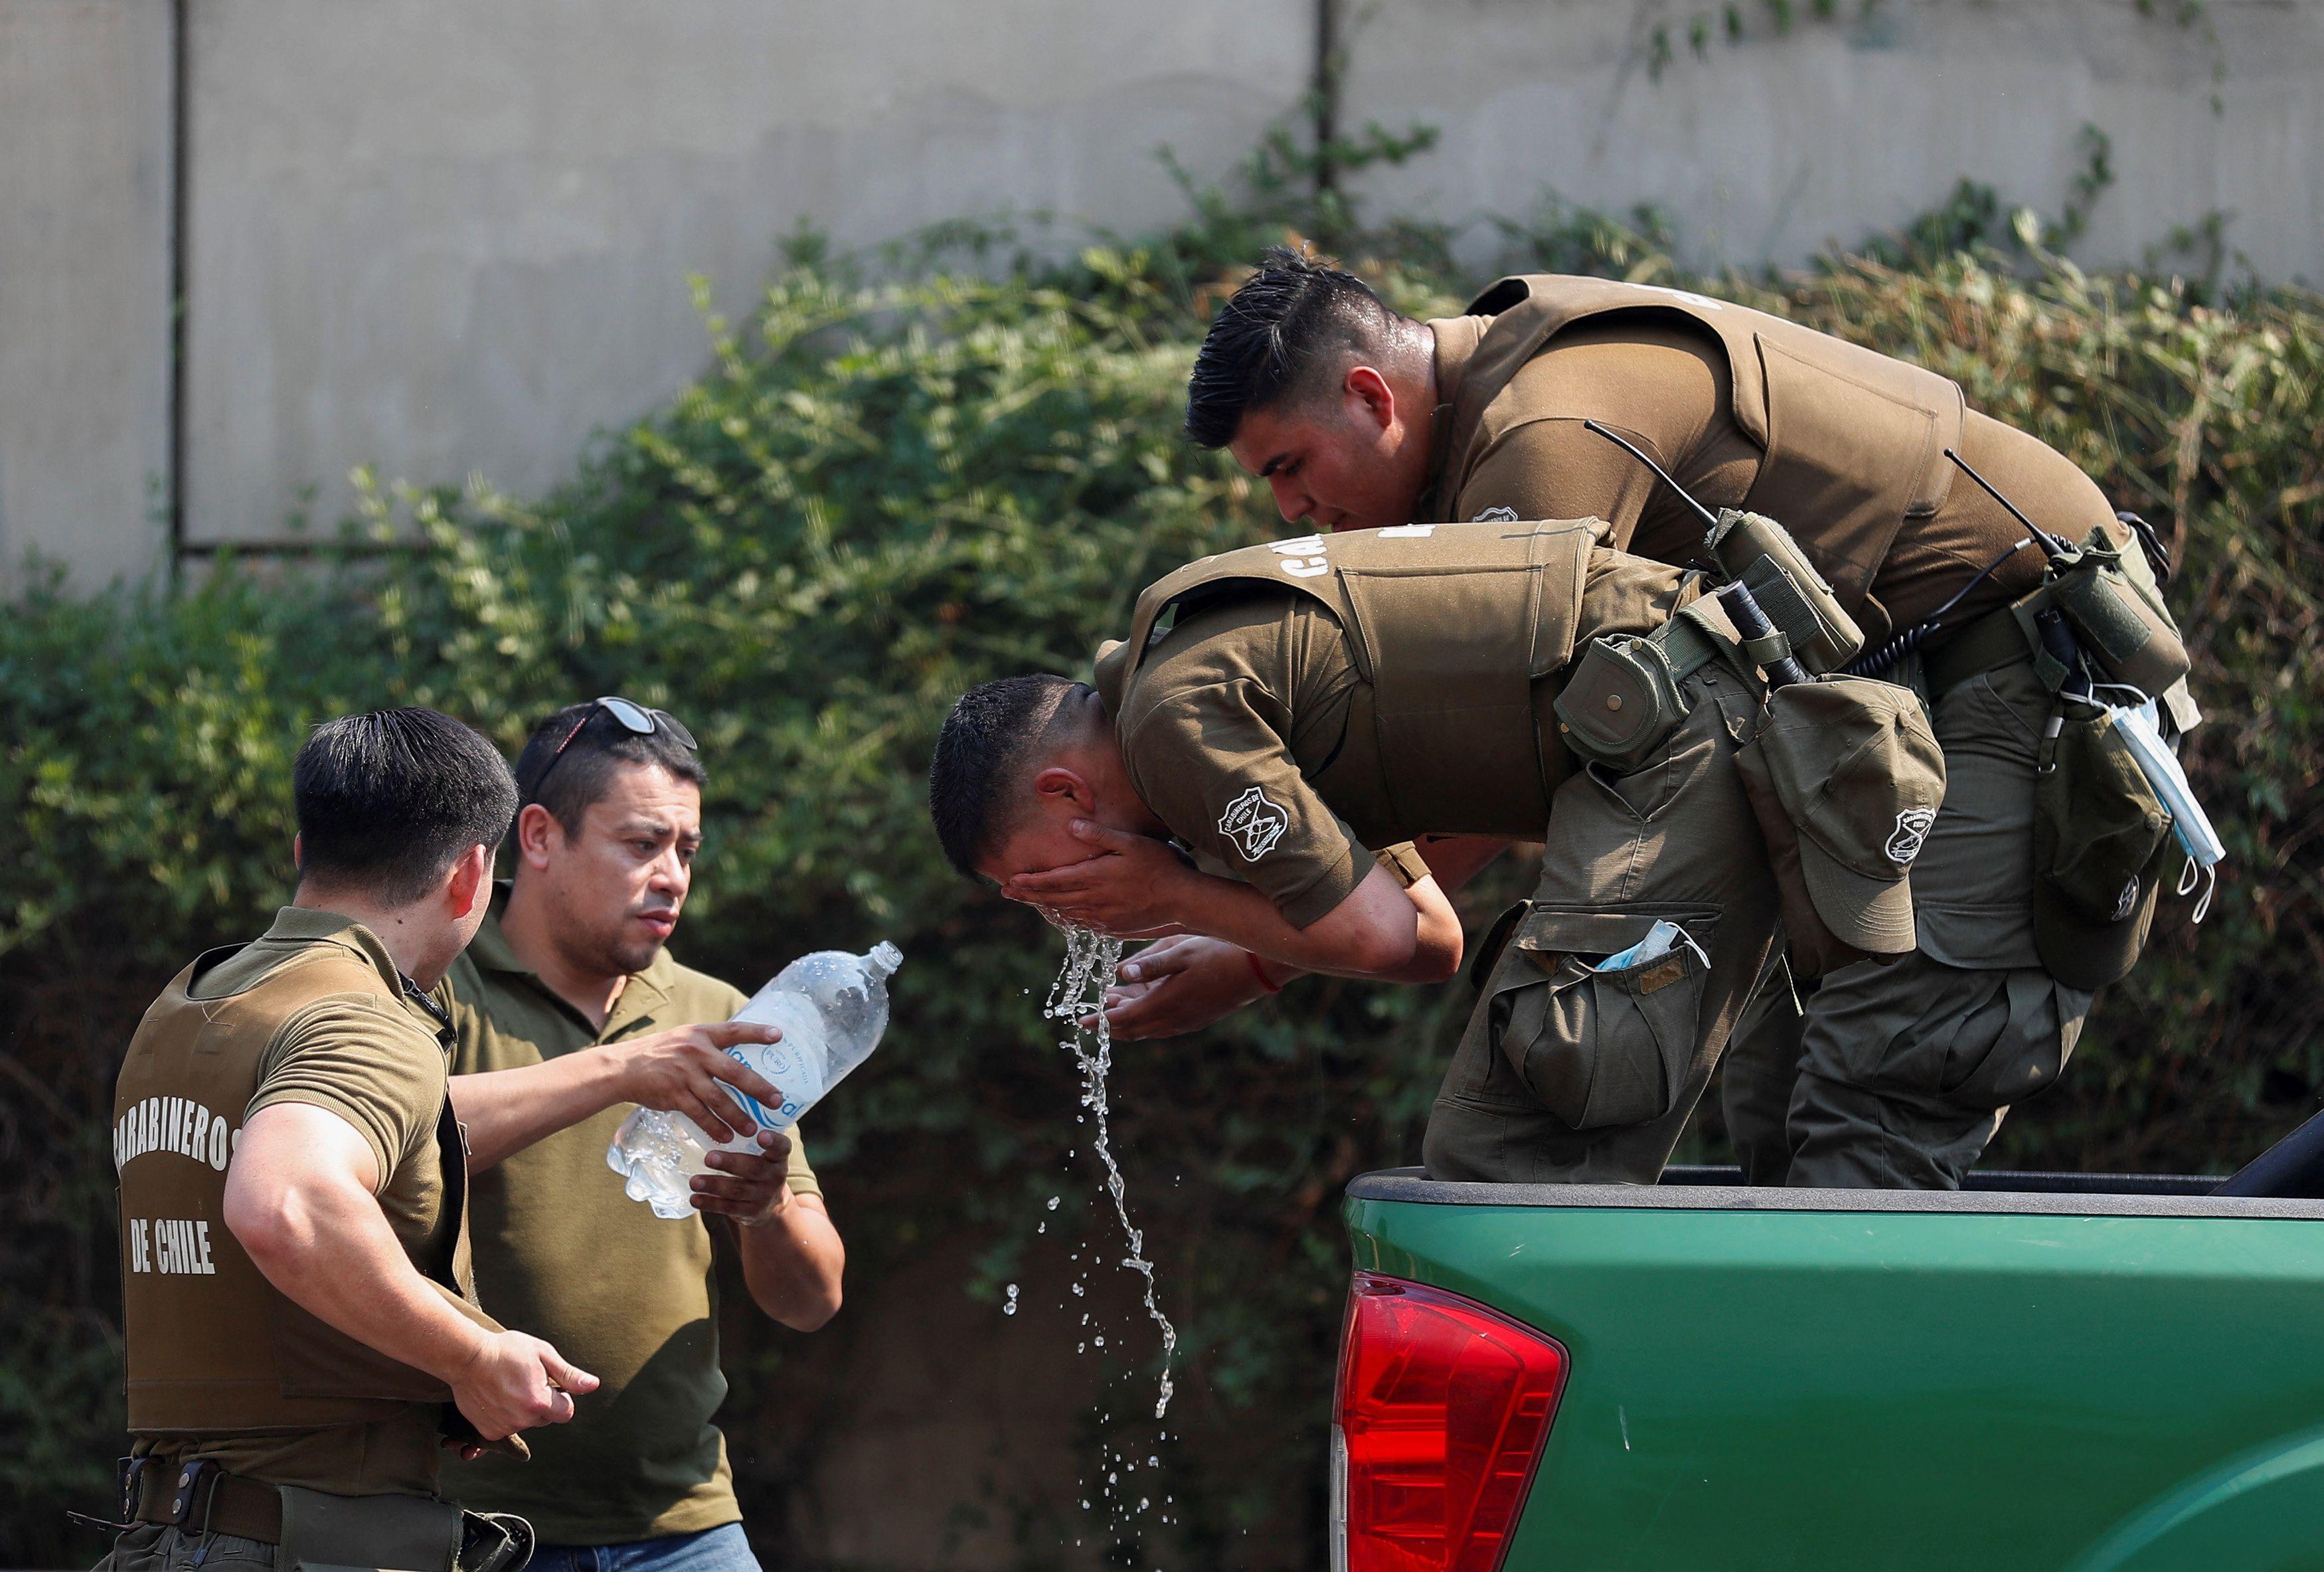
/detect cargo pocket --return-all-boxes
[1489,905,1718,1130]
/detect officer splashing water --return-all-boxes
[929,509,1942,1187]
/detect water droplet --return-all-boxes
[1046,1195,1061,1210]
[1001,1283,1019,1316]
[1070,1282,1085,1296]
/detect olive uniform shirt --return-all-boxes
[438,891,819,1545]
[1421,312,2089,632]
[133,908,465,1497]
[1112,563,1669,927]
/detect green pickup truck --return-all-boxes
[1331,1125,2324,1572]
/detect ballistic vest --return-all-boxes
[114,921,497,1436]
[1430,275,1967,621]
[1099,517,1614,841]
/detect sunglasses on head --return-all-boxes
[527,696,697,800]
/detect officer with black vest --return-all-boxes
[103,709,594,1572]
[932,519,1944,1185]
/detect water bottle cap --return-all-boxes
[867,940,903,977]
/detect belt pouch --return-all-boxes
[276,1487,463,1572]
[2031,697,2173,989]
[2046,548,2191,699]
[1552,634,1688,772]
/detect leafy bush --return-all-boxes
[3,216,2319,1566]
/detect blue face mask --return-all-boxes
[1593,918,1711,975]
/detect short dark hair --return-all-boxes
[928,675,1080,881]
[294,707,520,905]
[1184,247,1405,449]
[513,703,708,837]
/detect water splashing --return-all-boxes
[1046,924,1178,1420]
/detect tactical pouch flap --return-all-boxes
[1489,905,1718,1130]
[1553,634,1687,772]
[2048,545,2191,701]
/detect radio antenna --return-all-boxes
[1942,448,2072,562]
[1582,420,1807,687]
[1583,419,1718,531]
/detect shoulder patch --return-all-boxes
[1218,786,1290,861]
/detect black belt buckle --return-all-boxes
[169,1458,219,1529]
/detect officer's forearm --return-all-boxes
[224,1103,496,1385]
[735,1192,847,1332]
[449,1051,631,1172]
[1171,864,1443,982]
[1414,835,1513,894]
[1242,863,1468,992]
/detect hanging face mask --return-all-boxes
[2100,691,2224,922]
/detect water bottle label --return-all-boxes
[721,1039,825,1129]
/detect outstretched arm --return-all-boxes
[224,1102,598,1446]
[450,1020,786,1170]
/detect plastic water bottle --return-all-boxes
[607,942,903,1219]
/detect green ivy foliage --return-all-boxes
[3,221,2319,1565]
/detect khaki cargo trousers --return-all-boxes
[1424,656,1785,1184]
[1721,657,2096,1188]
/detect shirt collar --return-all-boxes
[264,905,444,1030]
[1417,315,1489,519]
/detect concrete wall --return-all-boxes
[0,0,171,586]
[180,0,1311,548]
[1341,0,2324,280]
[4,0,2321,588]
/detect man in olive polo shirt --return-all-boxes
[1108,248,2191,1189]
[441,700,845,1572]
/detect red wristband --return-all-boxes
[1245,949,1282,994]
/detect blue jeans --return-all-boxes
[529,1523,762,1572]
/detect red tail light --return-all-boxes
[1331,1271,1569,1572]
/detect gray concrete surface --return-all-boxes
[179,0,1311,549]
[1341,0,2324,280]
[0,0,172,588]
[5,0,2321,589]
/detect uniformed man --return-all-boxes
[1111,248,2189,1189]
[106,709,594,1572]
[439,700,845,1572]
[934,517,1939,1185]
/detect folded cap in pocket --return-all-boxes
[1756,677,1948,956]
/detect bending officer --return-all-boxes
[934,519,1936,1184]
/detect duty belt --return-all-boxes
[1922,604,2034,699]
[125,1457,283,1544]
